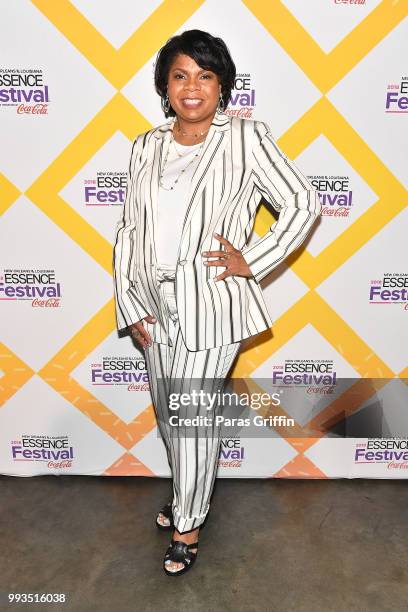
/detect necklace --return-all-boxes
[159,123,206,191]
[173,139,201,158]
[174,118,210,139]
[159,140,203,191]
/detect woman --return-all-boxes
[113,29,321,576]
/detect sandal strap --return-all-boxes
[158,502,173,520]
[165,540,198,564]
[170,538,198,547]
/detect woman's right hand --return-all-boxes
[129,315,157,349]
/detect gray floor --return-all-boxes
[0,475,407,612]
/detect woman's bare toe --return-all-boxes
[157,512,171,527]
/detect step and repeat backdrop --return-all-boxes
[1,1,407,479]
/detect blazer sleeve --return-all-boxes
[112,134,150,331]
[240,121,321,284]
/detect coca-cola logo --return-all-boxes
[32,297,60,307]
[48,460,72,469]
[17,103,48,114]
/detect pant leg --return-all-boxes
[168,336,241,532]
[143,340,173,470]
[144,274,241,533]
[143,267,180,471]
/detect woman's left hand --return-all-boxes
[201,233,254,281]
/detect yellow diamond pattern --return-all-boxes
[1,0,407,477]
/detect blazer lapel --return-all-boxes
[143,136,163,265]
[178,123,230,253]
[144,109,231,264]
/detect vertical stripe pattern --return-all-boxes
[112,111,321,350]
[144,266,241,533]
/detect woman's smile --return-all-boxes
[180,97,204,108]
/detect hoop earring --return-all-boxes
[162,92,170,115]
[216,92,224,112]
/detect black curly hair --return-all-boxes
[153,29,236,117]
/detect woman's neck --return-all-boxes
[172,114,213,146]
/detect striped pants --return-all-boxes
[144,263,241,533]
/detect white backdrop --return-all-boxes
[1,0,407,479]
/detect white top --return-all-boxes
[156,139,203,266]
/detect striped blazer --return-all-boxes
[113,108,321,351]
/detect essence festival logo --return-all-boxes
[386,77,408,114]
[0,269,62,308]
[0,68,49,114]
[369,273,408,310]
[354,439,408,470]
[90,356,149,391]
[84,172,127,207]
[11,435,74,469]
[273,360,336,396]
[310,175,353,218]
[218,438,245,468]
[224,73,255,119]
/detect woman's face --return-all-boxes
[166,53,221,122]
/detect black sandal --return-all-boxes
[156,501,174,531]
[163,538,199,576]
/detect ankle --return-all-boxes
[173,527,199,542]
